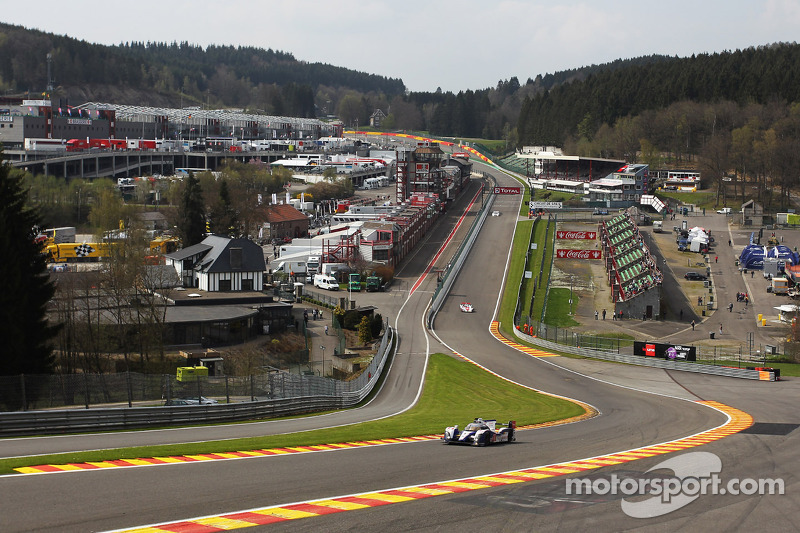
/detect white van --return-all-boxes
[313,274,339,291]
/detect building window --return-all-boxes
[230,248,242,269]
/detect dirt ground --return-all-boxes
[552,219,718,340]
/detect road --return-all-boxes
[1,163,798,532]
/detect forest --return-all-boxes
[3,23,800,209]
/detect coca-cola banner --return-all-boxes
[556,230,597,240]
[556,249,602,260]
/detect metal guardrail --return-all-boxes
[511,326,776,381]
[0,327,394,436]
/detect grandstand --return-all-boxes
[599,211,663,319]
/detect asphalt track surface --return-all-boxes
[2,163,799,532]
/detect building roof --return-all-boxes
[266,204,311,224]
[137,211,168,222]
[167,242,212,261]
[194,235,266,274]
[164,235,266,274]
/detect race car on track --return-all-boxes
[460,302,474,313]
[443,418,516,446]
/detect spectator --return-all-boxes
[602,309,607,320]
[691,320,695,330]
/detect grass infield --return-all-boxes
[0,353,586,474]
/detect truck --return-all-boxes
[24,138,67,152]
[348,272,361,292]
[321,262,347,276]
[306,256,321,277]
[176,366,208,382]
[274,260,307,279]
[36,226,77,246]
[366,275,382,292]
[652,220,663,232]
[149,235,181,254]
[770,277,790,295]
[45,242,114,262]
[313,273,339,291]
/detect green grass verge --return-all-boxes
[543,288,580,327]
[760,361,800,377]
[529,221,555,323]
[498,219,534,332]
[0,353,585,474]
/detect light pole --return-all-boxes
[320,345,326,377]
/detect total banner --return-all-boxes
[493,186,521,195]
[633,341,697,362]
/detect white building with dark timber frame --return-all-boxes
[165,235,266,291]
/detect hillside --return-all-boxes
[0,22,405,115]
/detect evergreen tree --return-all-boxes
[0,159,59,377]
[208,179,239,237]
[178,172,206,246]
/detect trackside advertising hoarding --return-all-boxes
[493,186,521,194]
[556,249,602,260]
[556,230,597,240]
[633,341,697,362]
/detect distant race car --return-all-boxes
[460,302,474,313]
[443,418,516,446]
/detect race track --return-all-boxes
[2,163,798,532]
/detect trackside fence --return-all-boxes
[514,317,777,381]
[0,327,394,436]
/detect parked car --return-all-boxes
[684,272,708,281]
[717,207,732,214]
[165,397,219,406]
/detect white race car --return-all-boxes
[443,418,516,446]
[460,302,474,313]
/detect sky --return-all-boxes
[3,0,800,93]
